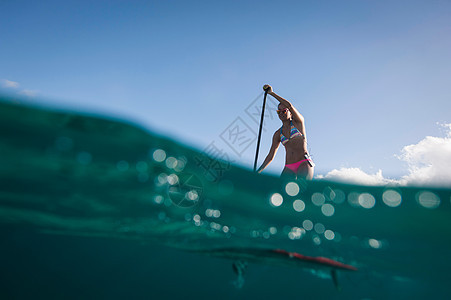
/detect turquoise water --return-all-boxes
[1,97,450,299]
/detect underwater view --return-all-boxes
[1,97,450,299]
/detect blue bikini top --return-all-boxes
[280,121,304,145]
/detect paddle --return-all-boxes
[253,86,269,172]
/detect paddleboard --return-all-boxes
[195,247,357,289]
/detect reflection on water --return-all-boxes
[1,97,451,298]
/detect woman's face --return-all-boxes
[277,104,291,121]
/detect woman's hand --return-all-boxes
[263,84,273,93]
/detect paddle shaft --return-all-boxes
[253,90,268,172]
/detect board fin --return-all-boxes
[232,260,248,288]
[331,269,342,291]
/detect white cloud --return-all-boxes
[18,89,38,97]
[1,79,38,97]
[397,123,451,186]
[1,79,20,89]
[318,168,396,186]
[319,123,451,187]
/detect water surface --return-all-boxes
[1,98,450,299]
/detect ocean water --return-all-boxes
[1,98,450,299]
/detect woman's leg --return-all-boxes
[281,167,297,179]
[297,164,314,180]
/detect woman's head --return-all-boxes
[277,104,291,121]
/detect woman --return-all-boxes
[257,85,314,180]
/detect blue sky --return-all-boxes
[1,0,451,182]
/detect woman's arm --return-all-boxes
[257,131,280,173]
[264,85,305,124]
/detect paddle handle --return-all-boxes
[253,89,268,172]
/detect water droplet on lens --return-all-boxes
[382,190,402,207]
[313,236,321,245]
[164,198,172,207]
[186,190,199,201]
[152,149,166,162]
[165,157,178,169]
[302,220,313,231]
[270,193,283,207]
[321,203,335,217]
[136,161,148,172]
[156,173,168,185]
[416,191,440,209]
[314,223,325,234]
[285,182,300,196]
[332,189,346,204]
[153,195,164,204]
[174,158,187,172]
[167,174,179,185]
[358,193,375,209]
[369,238,382,249]
[158,212,166,220]
[117,160,129,171]
[323,186,335,201]
[347,192,360,207]
[324,230,335,240]
[293,199,305,212]
[311,193,325,206]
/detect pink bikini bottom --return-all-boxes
[285,159,310,173]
